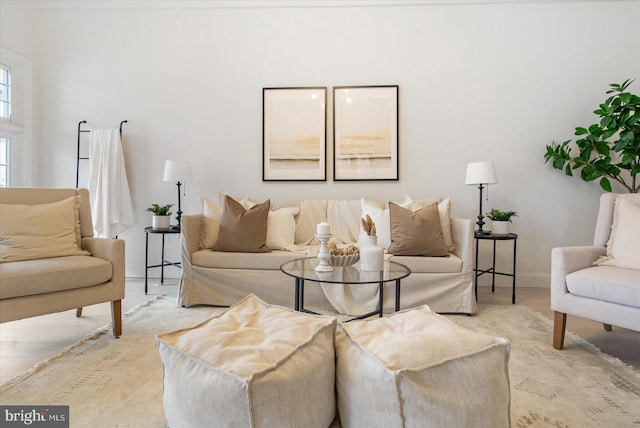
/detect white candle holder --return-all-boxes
[315,233,334,272]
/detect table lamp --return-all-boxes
[163,160,193,230]
[465,161,497,234]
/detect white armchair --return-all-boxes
[551,193,640,350]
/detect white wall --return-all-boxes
[6,0,640,283]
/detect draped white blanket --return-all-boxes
[88,129,135,238]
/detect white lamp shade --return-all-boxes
[465,162,498,185]
[163,161,193,183]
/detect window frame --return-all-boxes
[0,48,33,187]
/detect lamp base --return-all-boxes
[170,225,181,231]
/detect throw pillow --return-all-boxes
[387,202,449,257]
[359,198,413,250]
[0,196,91,263]
[265,206,299,250]
[596,198,640,270]
[214,195,271,253]
[200,197,223,249]
[412,198,455,252]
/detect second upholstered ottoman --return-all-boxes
[335,304,511,428]
[157,294,337,428]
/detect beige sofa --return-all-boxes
[0,188,125,337]
[179,197,477,315]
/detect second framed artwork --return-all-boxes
[263,87,327,181]
[333,85,399,181]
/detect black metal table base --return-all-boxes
[295,277,401,322]
[474,233,517,304]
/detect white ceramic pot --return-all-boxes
[152,215,171,230]
[491,221,510,235]
[360,235,384,271]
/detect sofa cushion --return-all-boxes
[0,196,90,263]
[193,249,302,270]
[596,198,640,271]
[157,294,337,428]
[335,304,511,427]
[214,195,271,253]
[0,255,112,299]
[388,202,449,257]
[389,253,463,273]
[567,266,640,308]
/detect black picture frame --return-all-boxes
[333,85,399,181]
[263,87,327,181]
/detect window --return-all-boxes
[0,64,11,122]
[0,48,32,186]
[0,137,8,187]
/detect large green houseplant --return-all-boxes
[544,79,640,193]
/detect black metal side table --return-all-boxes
[474,232,518,304]
[144,227,182,294]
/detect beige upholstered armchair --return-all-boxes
[551,193,640,350]
[0,188,125,337]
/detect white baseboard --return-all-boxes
[476,273,549,288]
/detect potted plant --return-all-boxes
[147,203,173,230]
[486,209,517,235]
[544,79,639,193]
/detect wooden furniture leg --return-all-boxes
[111,300,122,337]
[553,311,567,350]
[603,323,612,331]
[76,308,83,317]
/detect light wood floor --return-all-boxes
[1,280,638,385]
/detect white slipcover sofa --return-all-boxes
[0,188,125,337]
[551,193,640,349]
[179,197,477,315]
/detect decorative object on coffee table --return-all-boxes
[465,161,498,234]
[315,222,333,272]
[163,160,193,230]
[360,214,384,271]
[328,242,360,267]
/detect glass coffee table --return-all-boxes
[280,257,411,321]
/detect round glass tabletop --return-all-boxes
[280,257,411,285]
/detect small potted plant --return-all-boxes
[486,209,517,235]
[147,203,173,230]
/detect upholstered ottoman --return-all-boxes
[335,305,511,428]
[157,294,337,428]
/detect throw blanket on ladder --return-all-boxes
[88,129,135,238]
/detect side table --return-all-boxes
[145,227,182,294]
[474,232,517,304]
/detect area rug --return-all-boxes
[1,297,639,427]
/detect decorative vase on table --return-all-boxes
[360,235,384,272]
[152,215,171,230]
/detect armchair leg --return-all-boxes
[111,300,122,338]
[603,323,612,331]
[553,311,567,350]
[76,308,83,317]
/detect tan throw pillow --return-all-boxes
[214,195,271,253]
[388,202,449,257]
[0,196,90,263]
